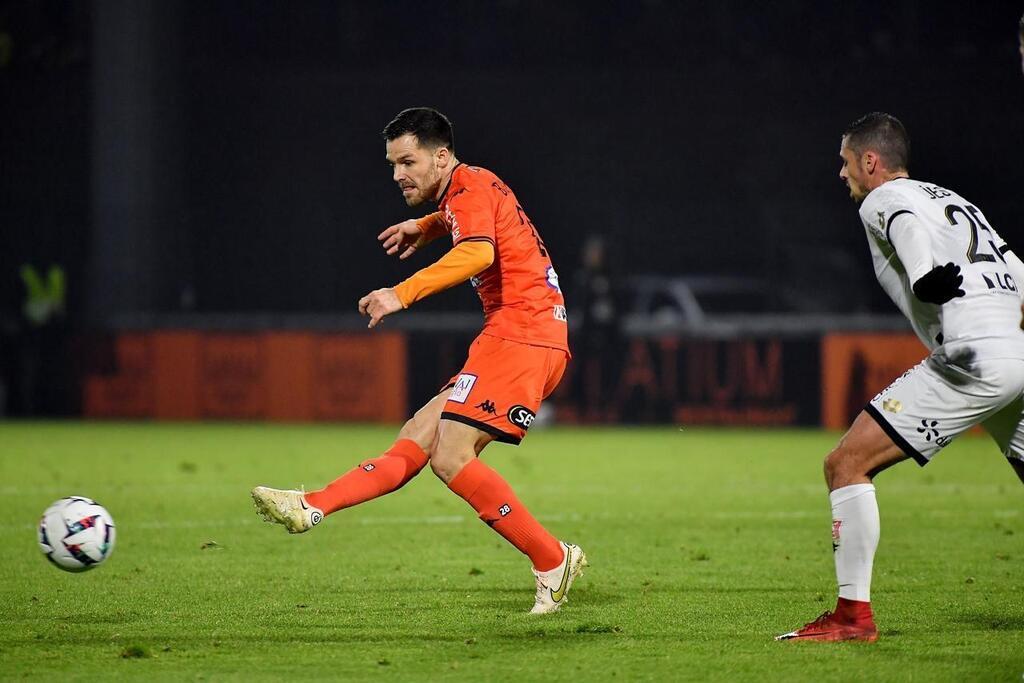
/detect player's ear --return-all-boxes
[862,151,878,175]
[434,146,451,169]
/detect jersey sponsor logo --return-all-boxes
[449,373,478,404]
[444,205,461,241]
[553,305,567,321]
[981,272,1017,293]
[546,266,561,292]
[507,404,535,430]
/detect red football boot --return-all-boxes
[776,598,878,642]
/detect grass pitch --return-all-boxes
[0,422,1021,681]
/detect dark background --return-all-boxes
[3,0,1023,323]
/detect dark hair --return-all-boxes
[843,112,909,170]
[382,107,454,152]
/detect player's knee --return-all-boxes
[429,449,473,484]
[824,445,852,487]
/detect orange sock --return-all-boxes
[447,458,564,571]
[305,439,428,515]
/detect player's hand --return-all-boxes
[357,287,403,328]
[912,262,965,305]
[378,219,423,260]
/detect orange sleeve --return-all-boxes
[415,212,449,245]
[393,241,494,308]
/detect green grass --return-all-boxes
[0,422,1021,681]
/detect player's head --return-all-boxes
[839,112,909,203]
[383,107,456,206]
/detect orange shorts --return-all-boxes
[440,333,568,444]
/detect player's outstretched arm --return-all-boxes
[357,241,494,329]
[394,241,494,307]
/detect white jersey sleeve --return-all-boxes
[887,211,933,284]
[858,178,1024,359]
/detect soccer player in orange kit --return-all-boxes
[252,107,586,614]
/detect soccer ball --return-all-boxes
[38,497,116,572]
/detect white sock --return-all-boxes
[829,483,879,603]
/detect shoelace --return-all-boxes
[803,611,834,630]
[534,575,546,602]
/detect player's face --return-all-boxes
[386,134,446,207]
[838,138,870,203]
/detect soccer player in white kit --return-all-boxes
[778,112,1024,642]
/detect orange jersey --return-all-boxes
[436,164,569,353]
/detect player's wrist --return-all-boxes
[392,282,412,309]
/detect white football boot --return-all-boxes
[251,486,323,534]
[530,542,587,614]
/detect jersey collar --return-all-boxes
[436,163,464,204]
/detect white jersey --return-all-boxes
[859,177,1024,359]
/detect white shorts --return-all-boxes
[866,355,1024,466]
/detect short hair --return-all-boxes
[843,112,910,171]
[382,107,454,153]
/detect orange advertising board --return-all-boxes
[820,332,928,430]
[83,331,407,422]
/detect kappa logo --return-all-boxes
[507,405,535,430]
[476,400,497,415]
[448,373,478,404]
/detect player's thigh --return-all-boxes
[440,335,554,447]
[860,356,1024,477]
[397,390,450,455]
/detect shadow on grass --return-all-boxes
[954,611,1024,632]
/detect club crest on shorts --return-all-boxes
[449,373,478,404]
[507,405,535,430]
[882,398,903,413]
